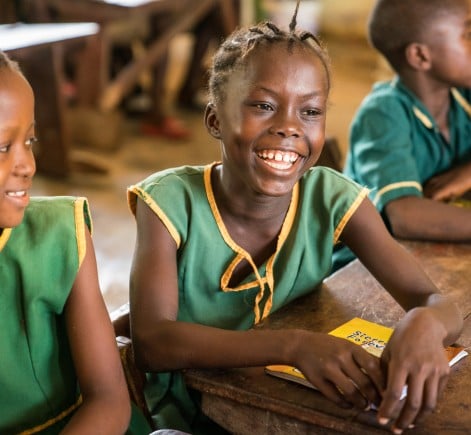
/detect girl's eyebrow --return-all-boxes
[0,121,36,134]
[256,86,325,99]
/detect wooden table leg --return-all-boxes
[18,44,71,177]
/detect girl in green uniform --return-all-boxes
[0,51,131,433]
[128,2,463,434]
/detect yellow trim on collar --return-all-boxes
[18,395,82,435]
[451,87,471,117]
[334,188,369,244]
[0,227,12,251]
[412,106,433,129]
[373,181,423,205]
[413,88,471,129]
[205,163,299,324]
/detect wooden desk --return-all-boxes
[0,22,99,177]
[45,0,228,111]
[185,241,471,435]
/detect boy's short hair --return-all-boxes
[368,0,463,71]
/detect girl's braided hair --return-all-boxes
[0,50,21,73]
[208,0,330,104]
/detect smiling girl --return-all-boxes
[0,50,131,434]
[127,2,463,434]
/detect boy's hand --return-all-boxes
[424,163,471,201]
[298,333,384,410]
[377,310,450,433]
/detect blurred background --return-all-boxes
[0,0,393,312]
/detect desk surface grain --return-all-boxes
[185,241,471,435]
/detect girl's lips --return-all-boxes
[257,149,300,164]
[6,190,30,207]
[256,149,302,170]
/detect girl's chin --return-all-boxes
[0,214,26,229]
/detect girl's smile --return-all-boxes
[206,41,329,200]
[0,68,35,229]
[256,149,300,170]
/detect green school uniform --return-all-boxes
[128,162,368,433]
[0,196,151,435]
[0,197,89,434]
[332,78,471,271]
[345,78,471,212]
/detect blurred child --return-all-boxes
[335,0,471,270]
[0,50,133,433]
[127,2,463,434]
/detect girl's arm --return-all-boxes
[63,227,131,434]
[341,197,463,433]
[130,198,384,410]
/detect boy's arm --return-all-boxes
[423,160,471,200]
[341,197,463,432]
[385,195,471,241]
[130,198,384,410]
[63,227,131,434]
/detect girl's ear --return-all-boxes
[405,42,432,71]
[204,103,221,139]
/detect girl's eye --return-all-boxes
[25,137,38,148]
[302,108,323,117]
[0,144,10,153]
[255,103,273,111]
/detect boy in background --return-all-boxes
[334,0,471,270]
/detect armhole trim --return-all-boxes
[75,198,87,267]
[334,188,369,244]
[132,187,181,248]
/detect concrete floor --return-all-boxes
[30,35,383,313]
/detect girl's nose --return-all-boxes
[14,146,36,178]
[270,110,302,138]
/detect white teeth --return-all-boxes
[264,160,292,170]
[257,150,299,167]
[7,191,26,197]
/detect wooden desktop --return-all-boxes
[185,240,471,434]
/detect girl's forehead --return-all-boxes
[240,44,328,86]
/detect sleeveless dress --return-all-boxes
[128,163,368,433]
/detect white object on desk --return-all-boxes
[100,0,162,6]
[0,22,99,51]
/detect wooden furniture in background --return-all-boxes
[0,22,99,177]
[42,0,235,112]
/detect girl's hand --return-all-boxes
[296,333,384,410]
[377,309,450,433]
[424,163,471,201]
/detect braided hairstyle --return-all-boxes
[0,50,21,73]
[208,0,330,104]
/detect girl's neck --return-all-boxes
[212,164,292,223]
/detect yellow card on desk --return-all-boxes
[328,317,393,358]
[265,317,468,395]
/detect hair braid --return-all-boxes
[0,50,21,72]
[208,1,330,104]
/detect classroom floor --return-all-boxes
[31,34,383,313]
